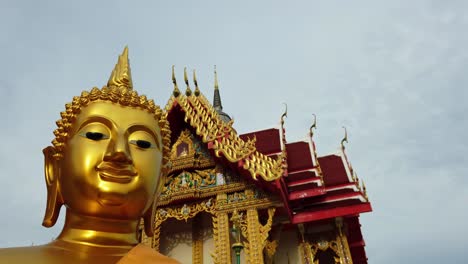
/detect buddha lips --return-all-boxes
[96,162,137,184]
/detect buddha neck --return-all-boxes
[56,209,139,249]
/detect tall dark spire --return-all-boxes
[213,65,223,111]
[212,66,231,122]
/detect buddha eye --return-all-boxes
[130,140,153,149]
[79,132,109,141]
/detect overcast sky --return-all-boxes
[0,1,467,263]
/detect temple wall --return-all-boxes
[159,218,193,263]
[202,236,214,264]
[274,229,301,264]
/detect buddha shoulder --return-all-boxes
[0,244,121,264]
[0,245,66,264]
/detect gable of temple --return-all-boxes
[139,68,373,264]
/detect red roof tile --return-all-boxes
[286,141,314,172]
[318,154,350,186]
[240,128,281,155]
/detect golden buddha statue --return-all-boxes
[0,47,180,264]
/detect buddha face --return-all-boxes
[59,100,162,220]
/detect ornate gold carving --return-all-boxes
[259,208,276,249]
[155,199,215,224]
[170,129,196,159]
[164,169,216,196]
[159,181,249,206]
[264,239,279,264]
[168,129,216,173]
[242,151,286,181]
[159,166,253,205]
[300,219,354,264]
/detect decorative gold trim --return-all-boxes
[158,181,251,206]
[155,199,215,225]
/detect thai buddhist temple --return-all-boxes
[138,67,372,264]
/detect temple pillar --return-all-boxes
[245,208,264,264]
[192,214,203,264]
[212,193,231,264]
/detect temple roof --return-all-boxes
[163,68,371,224]
[164,70,284,182]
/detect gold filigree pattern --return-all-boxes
[154,199,215,224]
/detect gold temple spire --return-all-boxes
[172,65,180,97]
[193,69,200,96]
[184,67,192,96]
[107,46,133,90]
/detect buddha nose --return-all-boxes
[104,134,132,164]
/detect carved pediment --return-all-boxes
[168,129,215,173]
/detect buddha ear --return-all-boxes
[42,146,63,228]
[143,199,156,237]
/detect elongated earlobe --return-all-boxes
[143,200,156,237]
[42,146,63,227]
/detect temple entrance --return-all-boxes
[159,212,215,264]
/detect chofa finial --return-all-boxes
[281,103,288,125]
[341,126,348,149]
[184,67,192,96]
[107,46,133,90]
[309,114,317,138]
[172,65,180,97]
[193,70,200,96]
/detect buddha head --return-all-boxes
[42,47,170,237]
